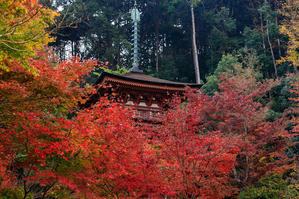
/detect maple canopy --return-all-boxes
[0,0,58,72]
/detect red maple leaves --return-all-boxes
[149,93,240,198]
[0,51,292,198]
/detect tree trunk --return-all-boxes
[274,7,282,57]
[189,2,200,84]
[260,14,266,51]
[71,41,73,57]
[155,12,160,73]
[266,19,278,78]
[75,41,79,57]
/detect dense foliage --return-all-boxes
[0,0,297,198]
[239,173,298,199]
[0,0,57,72]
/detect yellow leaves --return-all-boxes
[258,155,270,163]
[0,0,58,72]
[277,0,299,68]
[0,53,9,71]
[43,7,60,21]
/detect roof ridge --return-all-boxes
[123,72,197,85]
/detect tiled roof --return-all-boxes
[123,72,190,85]
[95,72,201,88]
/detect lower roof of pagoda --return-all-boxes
[95,72,201,91]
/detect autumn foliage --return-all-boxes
[0,50,293,198]
[0,50,98,196]
[150,94,240,198]
[0,0,295,198]
[0,0,58,71]
[0,59,240,198]
[0,48,241,198]
[198,74,292,186]
[1,55,292,197]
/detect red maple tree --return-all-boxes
[147,92,240,198]
[197,74,291,188]
[0,50,99,197]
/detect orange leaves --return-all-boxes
[289,83,299,102]
[31,55,97,106]
[0,54,98,131]
[0,45,100,195]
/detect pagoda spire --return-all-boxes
[130,1,142,73]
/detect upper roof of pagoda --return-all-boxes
[95,71,201,91]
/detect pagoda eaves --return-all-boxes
[86,71,201,121]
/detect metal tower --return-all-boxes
[130,1,142,72]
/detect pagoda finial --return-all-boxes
[130,0,143,73]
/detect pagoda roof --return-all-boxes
[95,71,201,90]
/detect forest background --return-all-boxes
[50,0,296,83]
[0,0,298,198]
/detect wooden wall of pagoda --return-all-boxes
[95,82,182,121]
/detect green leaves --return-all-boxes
[202,54,241,95]
[239,173,298,199]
